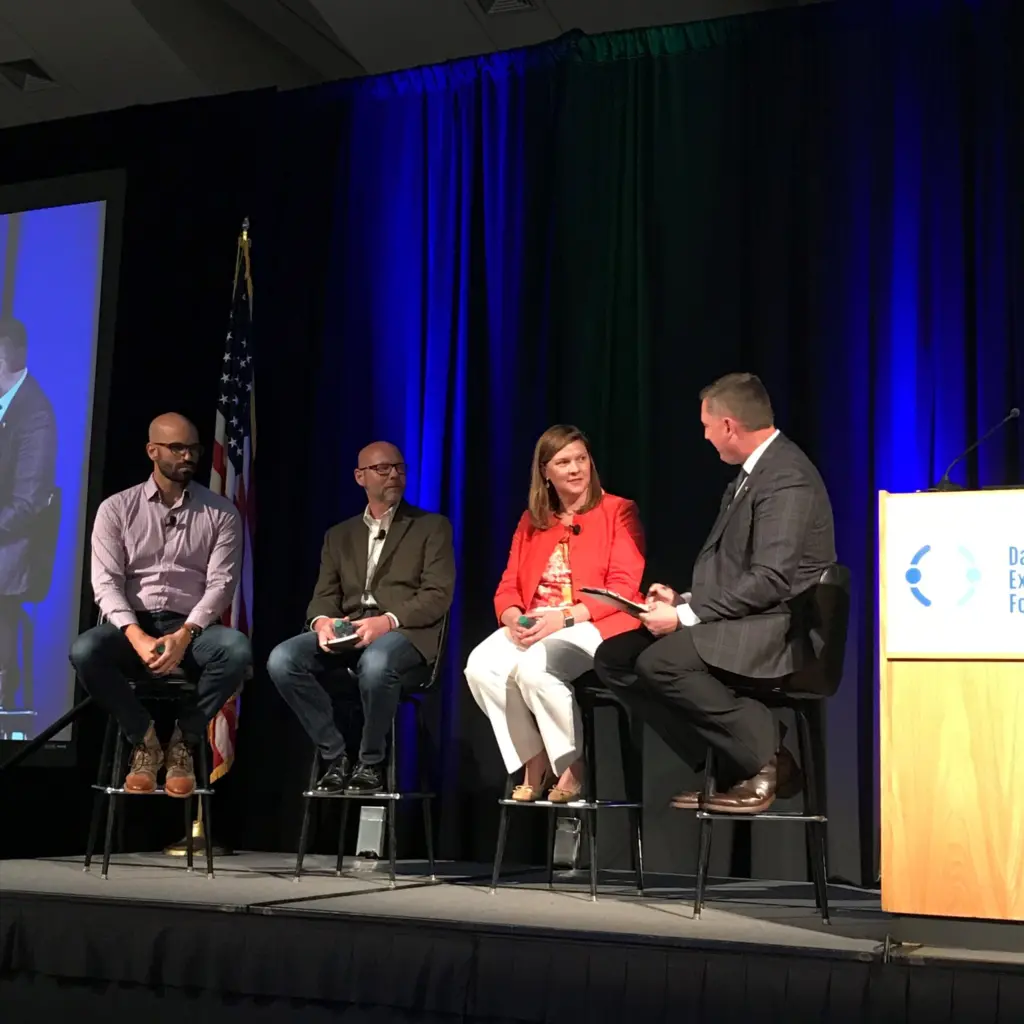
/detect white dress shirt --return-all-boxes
[677,430,780,628]
[0,368,28,425]
[309,503,401,633]
[361,504,401,628]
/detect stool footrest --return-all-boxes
[301,790,435,801]
[497,798,642,810]
[695,809,826,822]
[91,784,213,796]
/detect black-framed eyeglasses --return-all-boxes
[154,442,205,458]
[358,462,407,477]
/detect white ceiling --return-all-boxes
[0,0,822,129]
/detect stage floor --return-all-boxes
[3,853,1023,1023]
[3,851,1021,965]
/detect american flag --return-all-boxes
[207,219,256,782]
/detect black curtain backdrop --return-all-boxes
[1,1,1021,891]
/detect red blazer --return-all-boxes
[493,492,645,640]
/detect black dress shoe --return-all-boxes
[315,755,350,793]
[345,762,384,794]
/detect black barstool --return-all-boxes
[83,670,215,879]
[690,564,851,924]
[489,671,644,902]
[293,612,449,888]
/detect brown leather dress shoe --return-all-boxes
[703,755,778,814]
[124,741,163,793]
[164,730,196,798]
[671,744,803,812]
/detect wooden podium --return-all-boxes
[879,489,1024,922]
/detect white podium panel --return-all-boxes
[879,489,1024,659]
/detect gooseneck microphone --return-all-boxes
[932,407,1020,491]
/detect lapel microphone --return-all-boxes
[165,514,177,528]
[377,529,386,540]
[569,523,581,536]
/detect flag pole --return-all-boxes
[165,218,253,859]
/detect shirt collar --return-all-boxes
[741,429,780,476]
[0,368,28,413]
[363,502,399,529]
[144,475,192,505]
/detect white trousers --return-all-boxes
[464,622,603,776]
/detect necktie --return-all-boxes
[727,470,748,507]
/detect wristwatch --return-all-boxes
[562,610,575,629]
[183,624,202,643]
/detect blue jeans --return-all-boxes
[69,611,252,744]
[267,630,426,765]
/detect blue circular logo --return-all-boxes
[905,545,980,607]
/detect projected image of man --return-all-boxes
[69,414,252,797]
[0,316,57,711]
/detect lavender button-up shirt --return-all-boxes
[91,477,241,630]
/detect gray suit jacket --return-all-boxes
[0,374,57,598]
[688,433,836,679]
[305,501,455,663]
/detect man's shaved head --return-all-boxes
[146,413,202,487]
[149,412,198,444]
[354,440,406,511]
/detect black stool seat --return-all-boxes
[489,671,644,902]
[688,564,851,925]
[84,669,215,879]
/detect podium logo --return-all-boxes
[905,544,981,608]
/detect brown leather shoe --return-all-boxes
[702,756,778,814]
[124,741,163,793]
[670,790,701,810]
[164,729,195,798]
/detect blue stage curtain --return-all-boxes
[319,0,1022,881]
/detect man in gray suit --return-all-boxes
[0,317,57,709]
[593,373,836,814]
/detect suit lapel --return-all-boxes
[699,438,783,555]
[348,518,369,591]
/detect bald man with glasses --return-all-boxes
[69,413,252,798]
[268,441,455,795]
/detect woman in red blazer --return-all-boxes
[465,425,645,802]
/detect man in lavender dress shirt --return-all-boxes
[69,413,251,798]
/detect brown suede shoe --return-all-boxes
[124,741,163,793]
[164,729,196,799]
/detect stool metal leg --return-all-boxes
[415,701,436,880]
[796,707,830,923]
[184,792,195,872]
[618,708,645,894]
[84,716,116,871]
[197,741,214,879]
[386,799,398,889]
[693,752,716,919]
[489,778,513,893]
[101,730,125,879]
[294,751,319,880]
[546,809,557,888]
[336,799,350,876]
[585,810,598,903]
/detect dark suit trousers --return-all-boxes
[593,627,777,785]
